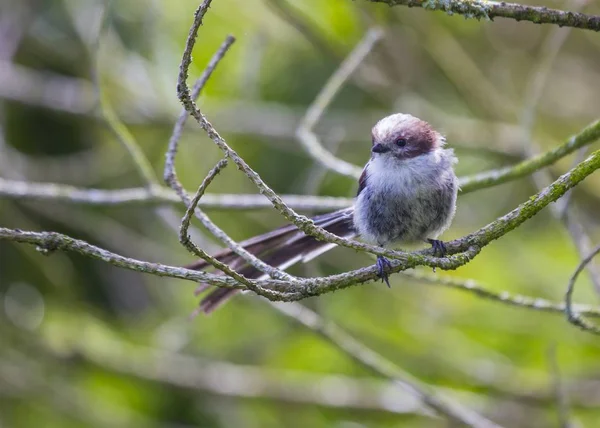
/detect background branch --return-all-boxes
[0,178,354,210]
[367,0,600,31]
[565,244,600,335]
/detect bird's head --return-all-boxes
[370,113,444,160]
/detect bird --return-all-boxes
[188,113,459,314]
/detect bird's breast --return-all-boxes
[352,153,456,246]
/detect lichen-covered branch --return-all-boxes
[178,158,251,286]
[167,32,292,282]
[4,223,600,320]
[367,0,600,32]
[179,159,230,257]
[0,227,239,288]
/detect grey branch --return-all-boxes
[167,33,293,284]
[0,178,354,211]
[0,226,240,288]
[565,244,600,336]
[401,271,600,318]
[366,0,600,32]
[296,28,383,179]
[178,158,253,287]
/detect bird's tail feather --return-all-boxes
[187,208,355,314]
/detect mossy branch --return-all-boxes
[367,0,600,32]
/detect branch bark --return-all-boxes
[366,0,600,32]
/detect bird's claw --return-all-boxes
[376,255,393,288]
[428,239,447,257]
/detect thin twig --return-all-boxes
[367,0,600,32]
[401,271,600,318]
[270,301,503,428]
[565,244,600,335]
[458,118,600,193]
[165,34,236,187]
[166,31,291,281]
[90,4,160,189]
[296,28,383,179]
[178,158,248,285]
[0,178,354,210]
[179,159,229,257]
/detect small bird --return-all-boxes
[189,113,459,313]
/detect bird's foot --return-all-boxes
[376,255,393,288]
[427,239,447,257]
[427,239,447,273]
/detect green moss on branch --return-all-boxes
[368,0,600,32]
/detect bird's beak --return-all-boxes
[372,143,390,154]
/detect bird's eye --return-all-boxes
[395,138,407,147]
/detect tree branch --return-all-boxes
[401,270,600,318]
[366,0,600,32]
[0,177,354,211]
[0,227,238,288]
[168,33,294,283]
[178,158,251,286]
[296,28,383,179]
[565,244,600,335]
[458,119,600,193]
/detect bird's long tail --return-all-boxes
[187,208,355,314]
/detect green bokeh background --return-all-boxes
[1,0,600,427]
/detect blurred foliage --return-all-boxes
[1,0,600,427]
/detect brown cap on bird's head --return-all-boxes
[370,113,444,160]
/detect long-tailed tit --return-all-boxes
[189,113,459,313]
